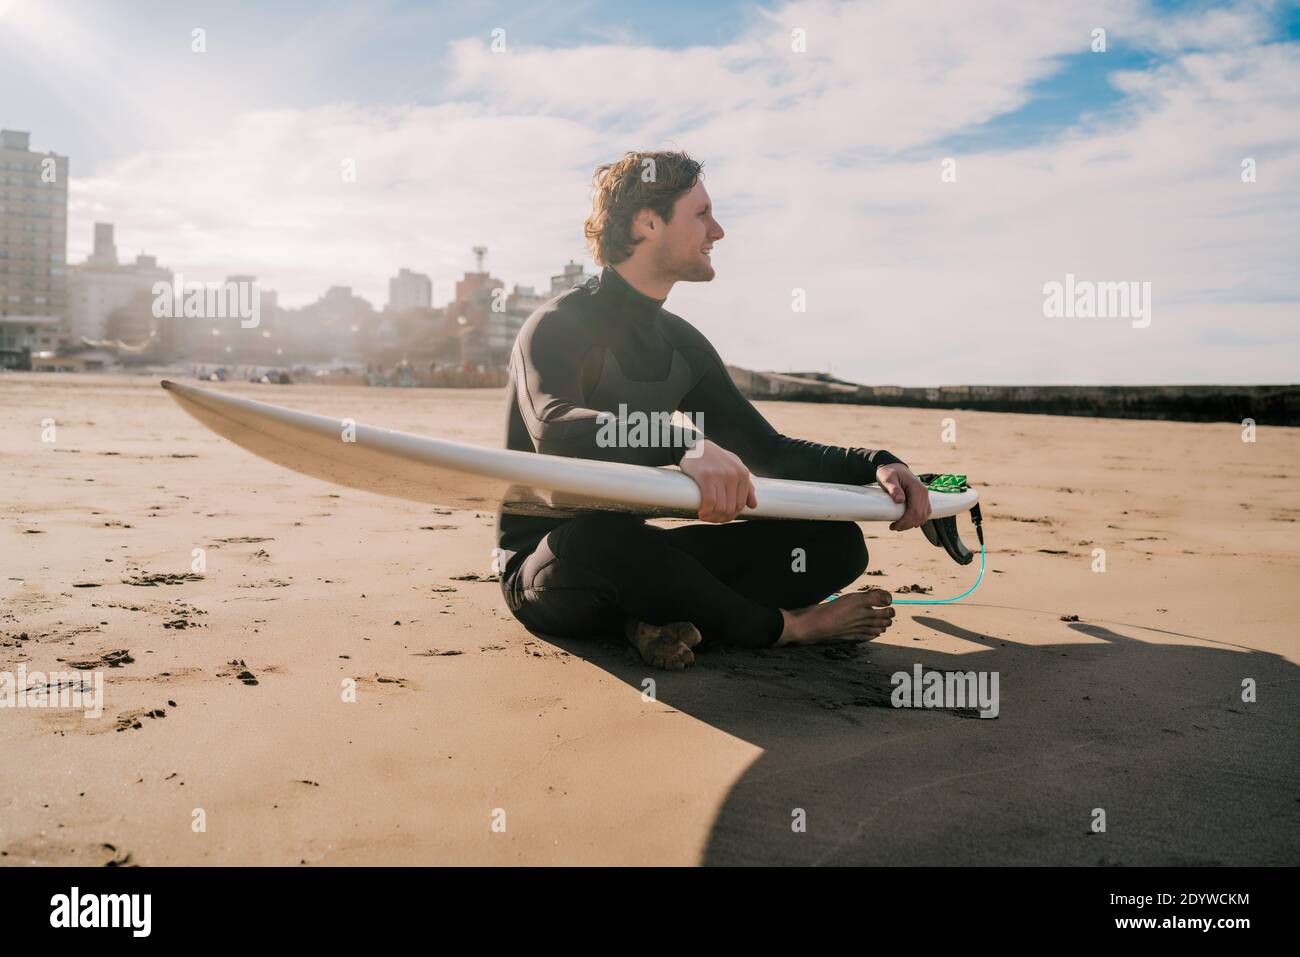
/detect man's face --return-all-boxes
[654,181,724,282]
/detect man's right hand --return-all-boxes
[679,439,756,522]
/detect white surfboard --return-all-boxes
[160,380,978,522]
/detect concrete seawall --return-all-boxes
[726,367,1300,426]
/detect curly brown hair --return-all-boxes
[583,150,703,265]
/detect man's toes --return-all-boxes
[650,637,695,671]
[667,621,702,649]
[667,645,696,669]
[655,653,685,671]
[625,620,701,670]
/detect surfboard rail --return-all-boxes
[160,379,979,522]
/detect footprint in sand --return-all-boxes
[114,707,167,732]
[217,659,260,685]
[123,573,204,586]
[67,649,134,670]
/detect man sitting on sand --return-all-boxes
[496,150,932,670]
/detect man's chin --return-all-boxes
[662,253,716,283]
[683,260,716,282]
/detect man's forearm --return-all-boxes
[752,433,905,485]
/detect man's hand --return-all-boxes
[878,463,932,531]
[679,439,756,522]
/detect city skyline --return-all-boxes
[28,208,592,371]
[57,212,577,315]
[1,118,592,371]
[2,0,1298,384]
[6,119,595,316]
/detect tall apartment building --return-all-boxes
[0,130,69,363]
[387,267,432,312]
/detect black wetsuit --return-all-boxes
[496,266,903,648]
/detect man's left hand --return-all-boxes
[877,464,932,531]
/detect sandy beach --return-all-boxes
[2,372,1297,866]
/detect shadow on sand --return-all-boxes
[539,610,1300,865]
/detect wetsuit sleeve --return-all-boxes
[512,310,682,466]
[671,319,905,484]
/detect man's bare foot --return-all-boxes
[776,588,896,646]
[625,618,702,671]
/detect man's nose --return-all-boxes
[710,220,725,240]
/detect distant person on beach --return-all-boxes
[496,150,931,669]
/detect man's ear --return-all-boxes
[631,208,657,242]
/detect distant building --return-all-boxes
[438,256,593,368]
[0,315,63,368]
[0,130,69,364]
[443,248,505,367]
[550,260,589,296]
[226,276,282,364]
[66,224,172,341]
[288,285,377,362]
[88,222,117,266]
[30,346,118,373]
[387,267,432,312]
[495,284,547,359]
[149,272,283,364]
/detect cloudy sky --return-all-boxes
[2,0,1297,384]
